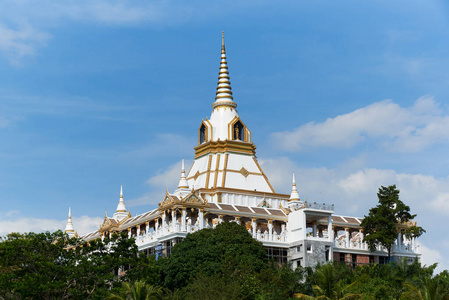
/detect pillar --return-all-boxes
[199,208,204,229]
[219,214,223,224]
[312,221,317,237]
[252,218,257,234]
[127,227,131,239]
[145,221,149,235]
[155,219,159,235]
[171,209,176,226]
[268,219,273,240]
[345,227,349,243]
[162,213,166,230]
[182,207,187,231]
[136,225,140,237]
[328,216,332,242]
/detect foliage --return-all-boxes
[159,221,267,290]
[107,280,163,300]
[361,185,425,259]
[0,230,140,299]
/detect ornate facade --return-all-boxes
[65,33,420,268]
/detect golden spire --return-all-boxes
[212,31,237,109]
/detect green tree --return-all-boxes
[107,280,163,300]
[0,230,143,299]
[159,221,267,290]
[360,185,425,260]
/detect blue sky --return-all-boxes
[1,0,449,271]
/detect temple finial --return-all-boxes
[113,185,126,220]
[289,172,300,201]
[178,159,189,189]
[212,31,236,110]
[221,31,225,53]
[65,206,75,237]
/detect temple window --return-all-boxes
[200,124,207,144]
[233,121,244,141]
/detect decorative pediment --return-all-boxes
[182,190,208,206]
[100,217,119,231]
[159,191,178,207]
[257,198,272,208]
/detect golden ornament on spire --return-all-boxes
[213,31,237,109]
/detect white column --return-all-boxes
[136,225,140,237]
[252,218,257,235]
[145,222,149,236]
[171,210,176,229]
[155,219,159,235]
[199,209,204,229]
[128,228,131,239]
[397,231,402,250]
[182,208,187,231]
[101,232,105,242]
[268,220,273,240]
[327,216,332,242]
[218,214,223,224]
[345,227,350,243]
[162,214,166,230]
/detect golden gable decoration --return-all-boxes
[257,198,272,208]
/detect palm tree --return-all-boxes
[401,276,449,300]
[294,263,362,300]
[107,280,163,300]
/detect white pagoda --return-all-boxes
[67,33,420,268]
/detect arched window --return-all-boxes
[233,121,244,141]
[200,124,207,144]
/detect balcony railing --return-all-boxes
[333,238,419,254]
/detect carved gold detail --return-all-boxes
[240,167,249,178]
[193,170,200,181]
[194,140,256,158]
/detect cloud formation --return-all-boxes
[127,160,190,207]
[0,23,50,64]
[261,156,449,269]
[271,97,449,153]
[0,211,102,236]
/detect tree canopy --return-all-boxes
[361,185,425,259]
[158,221,268,290]
[0,230,140,299]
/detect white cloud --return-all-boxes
[127,159,191,207]
[261,156,449,269]
[417,242,449,274]
[0,211,102,236]
[0,23,50,65]
[271,97,449,153]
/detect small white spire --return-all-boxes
[65,206,75,237]
[116,185,127,213]
[178,159,189,189]
[289,172,300,201]
[113,185,129,221]
[212,31,237,110]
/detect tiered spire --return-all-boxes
[64,207,75,237]
[178,159,189,189]
[289,172,300,201]
[212,31,237,109]
[116,185,127,213]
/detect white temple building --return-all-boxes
[65,33,420,268]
